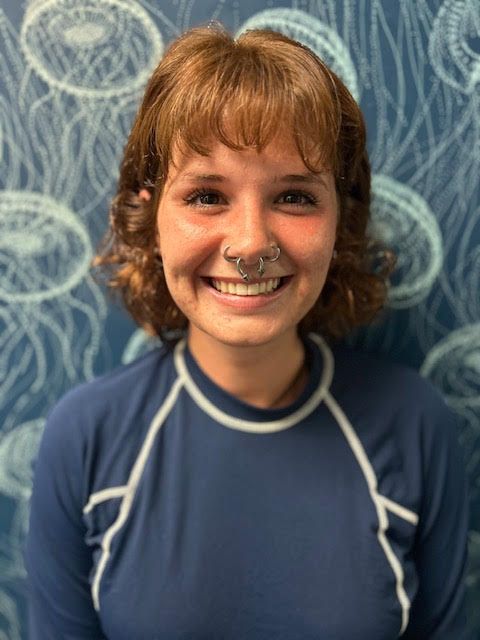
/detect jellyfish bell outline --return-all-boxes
[20,0,164,100]
[236,8,360,102]
[0,190,92,303]
[429,0,480,95]
[370,175,443,309]
[421,323,480,412]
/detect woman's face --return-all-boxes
[156,135,338,352]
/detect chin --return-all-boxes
[217,334,278,348]
[190,319,300,351]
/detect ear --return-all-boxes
[138,189,152,202]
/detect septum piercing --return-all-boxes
[223,245,281,282]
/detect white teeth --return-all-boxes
[211,278,282,296]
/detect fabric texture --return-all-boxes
[26,335,470,639]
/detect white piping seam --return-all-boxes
[324,390,411,637]
[83,487,127,514]
[378,495,418,526]
[173,334,334,433]
[91,376,184,611]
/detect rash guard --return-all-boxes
[26,334,470,639]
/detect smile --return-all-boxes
[210,278,282,296]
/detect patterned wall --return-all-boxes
[0,1,479,637]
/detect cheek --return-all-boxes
[156,214,220,275]
[285,217,336,258]
[157,215,199,254]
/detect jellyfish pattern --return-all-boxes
[1,1,479,637]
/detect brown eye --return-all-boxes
[283,194,304,204]
[198,193,220,205]
[184,189,225,207]
[277,191,318,207]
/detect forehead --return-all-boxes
[168,134,321,179]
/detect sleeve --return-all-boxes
[402,398,472,640]
[25,395,107,640]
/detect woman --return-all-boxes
[26,24,470,639]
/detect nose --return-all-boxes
[226,196,275,267]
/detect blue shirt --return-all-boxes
[26,335,470,639]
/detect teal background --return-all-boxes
[0,0,479,636]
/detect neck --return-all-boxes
[187,328,308,409]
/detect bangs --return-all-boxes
[153,30,342,175]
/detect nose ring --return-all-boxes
[223,250,249,281]
[223,244,280,282]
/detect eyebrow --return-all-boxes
[179,173,225,183]
[177,172,329,187]
[278,173,329,187]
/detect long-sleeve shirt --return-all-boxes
[26,334,471,639]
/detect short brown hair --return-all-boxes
[94,24,393,341]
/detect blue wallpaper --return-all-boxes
[0,0,479,637]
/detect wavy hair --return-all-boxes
[94,24,394,341]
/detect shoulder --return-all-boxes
[321,339,466,525]
[329,341,451,420]
[41,344,177,454]
[325,339,462,471]
[34,344,181,505]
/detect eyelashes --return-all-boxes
[183,188,224,207]
[183,187,320,210]
[276,191,319,207]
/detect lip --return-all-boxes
[201,276,284,284]
[201,276,292,310]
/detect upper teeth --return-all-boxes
[212,278,281,296]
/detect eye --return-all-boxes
[184,188,225,207]
[276,191,318,207]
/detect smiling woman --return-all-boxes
[26,23,471,640]
[96,25,391,345]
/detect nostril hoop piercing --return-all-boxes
[223,244,281,282]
